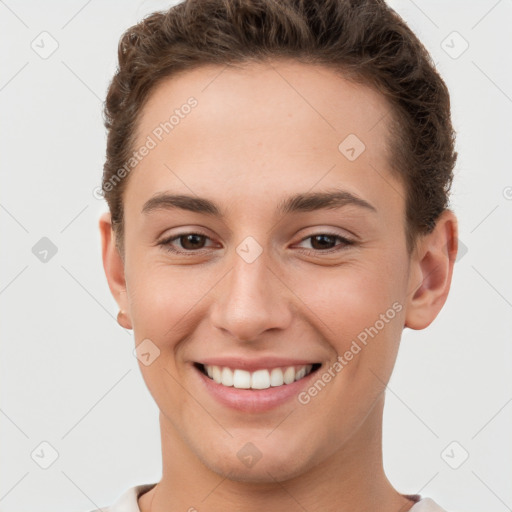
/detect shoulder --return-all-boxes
[410,497,451,512]
[84,483,157,512]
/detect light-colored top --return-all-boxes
[87,483,451,512]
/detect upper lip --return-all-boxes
[195,356,320,372]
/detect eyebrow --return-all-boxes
[141,190,377,217]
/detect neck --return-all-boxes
[139,396,416,512]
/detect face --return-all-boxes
[101,60,452,483]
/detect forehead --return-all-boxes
[126,60,402,224]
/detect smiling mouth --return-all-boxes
[194,362,322,390]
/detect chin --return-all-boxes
[196,439,316,484]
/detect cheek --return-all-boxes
[292,262,407,401]
[125,265,204,416]
[296,264,403,341]
[126,262,216,345]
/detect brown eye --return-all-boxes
[179,234,207,250]
[295,232,355,255]
[158,232,215,254]
[309,234,338,250]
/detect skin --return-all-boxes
[99,60,458,512]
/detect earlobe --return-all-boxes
[117,309,132,330]
[98,211,133,330]
[404,209,458,330]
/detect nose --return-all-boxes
[209,250,294,343]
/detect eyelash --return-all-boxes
[157,231,355,256]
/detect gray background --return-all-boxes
[1,0,511,510]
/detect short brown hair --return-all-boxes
[102,0,457,256]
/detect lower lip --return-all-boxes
[193,364,321,413]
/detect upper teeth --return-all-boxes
[204,364,314,389]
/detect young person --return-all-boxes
[94,0,459,510]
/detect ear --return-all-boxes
[404,209,458,330]
[98,211,132,330]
